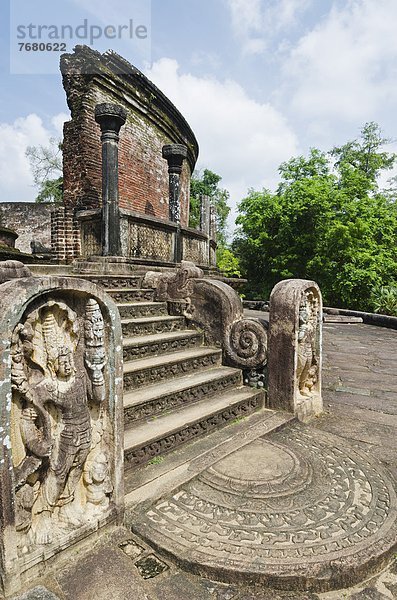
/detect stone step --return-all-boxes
[74,275,142,290]
[123,330,203,362]
[124,386,264,469]
[124,365,242,424]
[121,315,186,337]
[124,410,294,510]
[123,347,222,391]
[107,288,155,304]
[117,301,168,319]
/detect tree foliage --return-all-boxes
[234,123,397,310]
[26,138,63,203]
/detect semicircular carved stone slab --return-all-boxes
[267,279,323,422]
[133,422,397,592]
[0,275,123,596]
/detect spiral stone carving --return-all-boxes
[143,262,268,370]
[225,318,267,368]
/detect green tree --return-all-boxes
[234,124,397,309]
[26,138,63,203]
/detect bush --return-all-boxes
[371,285,397,316]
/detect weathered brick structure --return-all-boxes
[57,46,216,269]
[0,203,52,254]
[61,46,198,227]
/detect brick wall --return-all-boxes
[51,206,81,263]
[0,202,52,253]
[61,47,199,229]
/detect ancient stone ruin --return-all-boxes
[0,45,397,599]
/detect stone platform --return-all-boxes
[133,420,397,593]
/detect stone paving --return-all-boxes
[8,321,397,600]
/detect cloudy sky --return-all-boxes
[1,0,397,230]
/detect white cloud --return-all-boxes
[226,0,312,55]
[284,0,397,124]
[0,113,67,203]
[51,113,69,136]
[146,58,299,230]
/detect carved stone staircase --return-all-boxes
[86,274,265,481]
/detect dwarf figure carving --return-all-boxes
[296,291,319,398]
[83,451,113,519]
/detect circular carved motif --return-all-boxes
[134,423,397,591]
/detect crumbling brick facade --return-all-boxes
[61,46,198,228]
[51,206,80,263]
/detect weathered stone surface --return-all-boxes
[323,315,363,323]
[0,275,123,596]
[12,586,61,600]
[0,203,52,254]
[144,263,267,370]
[0,260,32,284]
[0,227,18,249]
[134,421,397,592]
[268,279,323,422]
[54,543,149,600]
[349,589,390,600]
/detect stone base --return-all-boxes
[72,255,136,275]
[295,393,323,423]
[133,421,397,592]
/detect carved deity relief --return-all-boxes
[10,297,112,552]
[296,290,320,399]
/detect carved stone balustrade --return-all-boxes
[144,262,267,371]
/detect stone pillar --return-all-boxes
[162,144,188,263]
[95,103,127,257]
[267,279,323,423]
[199,195,210,236]
[209,203,217,243]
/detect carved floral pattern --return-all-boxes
[125,394,262,468]
[125,371,242,424]
[123,352,221,391]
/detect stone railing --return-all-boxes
[76,208,216,268]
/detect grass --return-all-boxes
[148,456,164,465]
[230,416,246,426]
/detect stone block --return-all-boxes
[267,279,323,422]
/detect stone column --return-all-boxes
[95,103,127,257]
[200,195,210,235]
[209,203,217,243]
[162,144,188,263]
